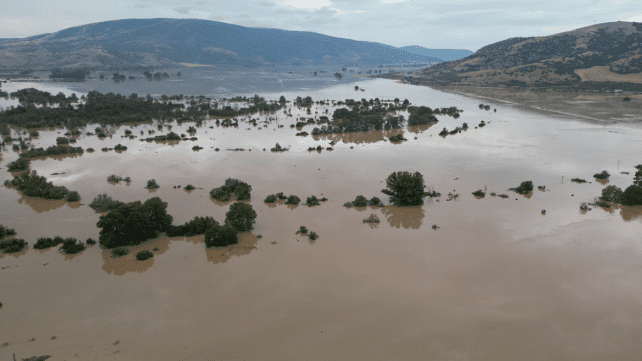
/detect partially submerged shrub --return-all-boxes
[145,179,160,189]
[89,194,125,212]
[60,238,85,254]
[210,178,251,201]
[381,171,429,206]
[621,185,642,206]
[308,232,318,241]
[285,195,301,205]
[7,157,30,171]
[498,194,509,198]
[204,224,238,247]
[86,238,97,245]
[0,238,27,253]
[184,184,195,191]
[271,143,288,152]
[0,224,17,239]
[580,202,589,211]
[107,174,123,182]
[166,216,218,237]
[305,196,321,206]
[56,137,69,145]
[111,247,129,258]
[571,178,587,183]
[352,195,368,207]
[510,181,533,195]
[363,214,380,223]
[225,202,257,232]
[472,189,486,197]
[114,144,127,151]
[593,170,610,180]
[600,185,623,203]
[388,134,407,142]
[67,191,80,202]
[264,194,278,203]
[33,236,65,249]
[5,170,72,200]
[210,187,231,202]
[136,250,154,261]
[296,226,308,234]
[368,197,384,207]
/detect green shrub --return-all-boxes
[136,250,154,261]
[210,178,251,201]
[60,238,85,254]
[388,134,407,142]
[56,137,69,145]
[297,226,308,234]
[184,184,195,191]
[0,224,17,239]
[5,170,71,199]
[33,236,64,249]
[285,195,301,205]
[363,214,380,223]
[225,203,257,232]
[306,196,321,206]
[264,194,278,203]
[210,187,231,201]
[600,185,623,203]
[7,157,30,171]
[67,191,80,202]
[204,224,238,247]
[89,194,125,212]
[166,216,218,237]
[86,238,97,245]
[571,178,587,183]
[343,201,353,207]
[111,247,129,258]
[498,194,509,198]
[145,179,160,189]
[275,192,287,200]
[0,238,27,253]
[97,197,173,248]
[621,185,642,206]
[308,232,318,241]
[593,170,610,180]
[381,171,429,206]
[352,195,368,207]
[107,174,123,182]
[368,197,384,207]
[472,189,485,197]
[511,181,533,195]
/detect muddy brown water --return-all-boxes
[1,79,642,360]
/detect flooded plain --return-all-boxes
[1,77,642,360]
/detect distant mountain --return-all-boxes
[414,21,642,88]
[398,46,472,62]
[0,18,442,70]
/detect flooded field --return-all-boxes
[1,78,642,360]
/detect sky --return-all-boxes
[1,0,642,51]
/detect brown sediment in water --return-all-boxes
[1,79,642,360]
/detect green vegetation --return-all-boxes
[271,143,288,152]
[296,226,308,234]
[388,134,407,142]
[136,250,154,261]
[7,157,30,171]
[0,224,17,239]
[60,238,86,254]
[285,195,301,205]
[4,170,76,200]
[114,144,127,151]
[210,178,252,201]
[593,170,610,180]
[510,181,533,195]
[0,238,27,253]
[381,171,431,206]
[34,236,65,249]
[407,106,439,125]
[264,194,278,203]
[111,247,129,258]
[97,197,173,248]
[204,224,238,247]
[145,179,160,189]
[184,184,196,191]
[225,202,257,232]
[86,238,97,245]
[56,137,70,145]
[472,189,486,197]
[166,216,219,237]
[571,178,587,183]
[107,174,130,183]
[67,191,80,202]
[308,232,318,241]
[20,145,83,158]
[89,194,125,212]
[363,214,380,223]
[305,195,326,206]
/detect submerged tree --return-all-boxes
[381,171,429,206]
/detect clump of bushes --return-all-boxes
[4,170,75,200]
[0,238,27,253]
[111,247,129,258]
[472,189,486,197]
[136,250,154,261]
[145,179,160,189]
[308,232,319,241]
[225,202,257,232]
[184,184,195,191]
[89,194,125,212]
[192,145,203,150]
[264,194,278,203]
[34,236,65,249]
[388,134,407,142]
[114,144,127,151]
[97,197,173,248]
[571,178,587,183]
[7,157,30,171]
[166,216,218,237]
[296,226,308,234]
[271,143,288,152]
[305,196,327,206]
[593,170,610,180]
[67,191,81,202]
[510,181,533,195]
[285,195,301,205]
[204,224,238,247]
[86,238,97,245]
[498,194,509,198]
[363,214,380,223]
[0,225,17,239]
[55,137,70,145]
[60,238,86,254]
[107,174,129,183]
[20,145,83,159]
[210,178,252,201]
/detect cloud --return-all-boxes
[276,0,332,10]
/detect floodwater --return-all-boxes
[1,78,642,360]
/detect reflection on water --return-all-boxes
[17,195,67,213]
[380,206,425,230]
[204,233,259,264]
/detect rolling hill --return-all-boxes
[414,21,642,88]
[398,46,472,62]
[0,18,441,70]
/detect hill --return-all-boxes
[398,46,472,62]
[0,18,441,70]
[413,21,642,89]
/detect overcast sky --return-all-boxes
[2,0,641,51]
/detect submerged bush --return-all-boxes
[7,157,30,171]
[210,178,251,201]
[89,194,125,212]
[296,226,308,234]
[67,191,81,202]
[621,185,642,206]
[145,179,160,189]
[308,232,318,241]
[510,181,533,195]
[368,197,384,207]
[0,238,27,253]
[184,184,195,191]
[204,224,238,247]
[571,178,587,183]
[60,238,85,254]
[472,189,486,197]
[363,214,380,223]
[33,236,65,249]
[136,250,154,261]
[166,216,219,237]
[381,171,429,206]
[0,224,17,239]
[285,195,301,205]
[593,170,610,180]
[225,202,257,232]
[5,170,71,200]
[600,185,623,203]
[264,194,278,203]
[86,238,97,245]
[111,247,129,258]
[305,196,321,206]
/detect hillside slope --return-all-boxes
[416,21,642,88]
[399,46,472,62]
[0,18,441,69]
